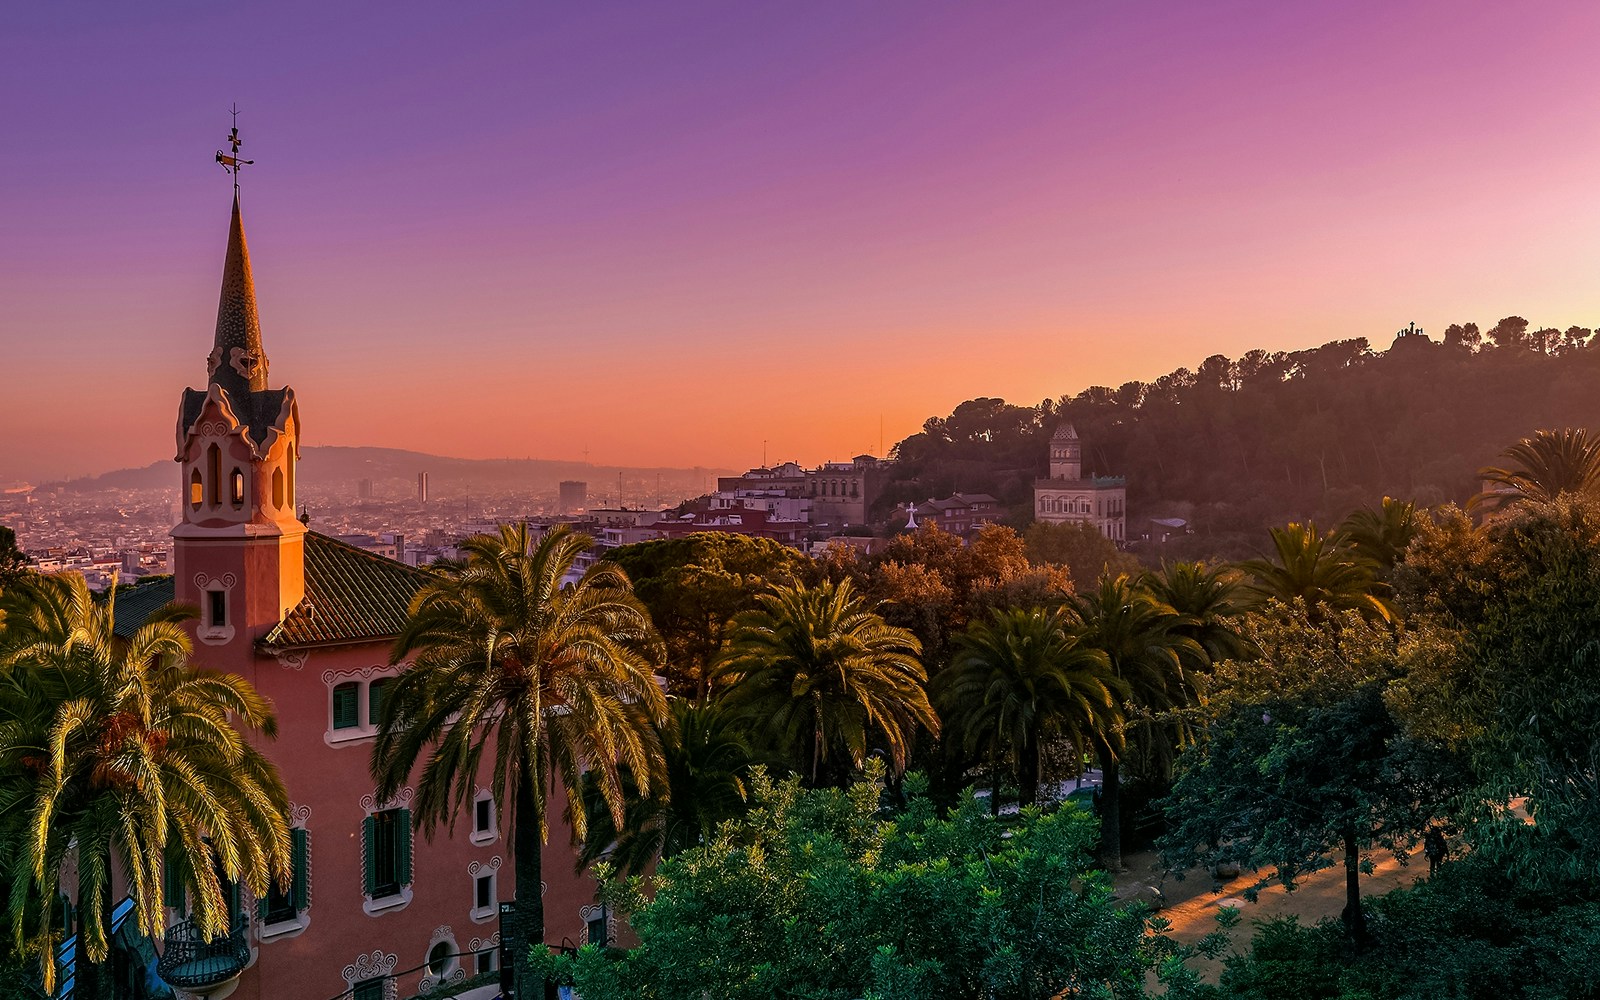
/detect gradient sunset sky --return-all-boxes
[6,1,1600,483]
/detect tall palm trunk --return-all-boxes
[1020,730,1041,807]
[514,770,546,999]
[990,720,1004,815]
[1341,827,1366,943]
[1099,755,1124,872]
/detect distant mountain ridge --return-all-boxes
[49,446,736,495]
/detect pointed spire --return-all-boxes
[208,193,269,396]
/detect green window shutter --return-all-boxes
[333,684,359,730]
[368,679,389,729]
[257,893,269,923]
[396,808,413,885]
[162,846,183,910]
[362,816,377,895]
[292,828,310,910]
[228,879,242,931]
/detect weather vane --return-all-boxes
[215,103,254,194]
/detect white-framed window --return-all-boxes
[470,792,497,845]
[468,857,502,924]
[258,824,312,941]
[359,788,416,916]
[324,669,401,746]
[473,873,495,921]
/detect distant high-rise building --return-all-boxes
[358,477,373,499]
[417,471,429,503]
[559,479,587,514]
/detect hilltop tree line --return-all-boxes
[878,318,1600,557]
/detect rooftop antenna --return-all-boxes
[215,103,255,196]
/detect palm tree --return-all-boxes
[937,607,1123,811]
[1473,427,1600,510]
[370,524,666,994]
[1241,522,1392,622]
[1071,574,1204,872]
[575,698,754,876]
[1141,561,1255,667]
[0,574,290,999]
[1337,497,1419,574]
[714,578,937,786]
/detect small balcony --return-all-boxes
[157,919,249,997]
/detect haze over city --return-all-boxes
[7,0,1600,485]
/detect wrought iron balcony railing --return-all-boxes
[156,918,250,992]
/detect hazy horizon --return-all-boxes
[8,1,1600,483]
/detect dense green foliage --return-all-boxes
[553,767,1162,1000]
[606,533,813,699]
[1216,857,1600,1000]
[1160,605,1463,939]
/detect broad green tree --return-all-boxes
[1159,604,1462,942]
[371,524,667,993]
[554,766,1160,1000]
[1071,574,1204,871]
[1023,520,1139,591]
[714,578,936,786]
[936,608,1122,810]
[0,574,290,999]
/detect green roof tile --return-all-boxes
[260,532,434,648]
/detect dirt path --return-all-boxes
[1111,846,1427,982]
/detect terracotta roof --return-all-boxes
[1052,422,1079,441]
[261,532,434,648]
[110,577,178,639]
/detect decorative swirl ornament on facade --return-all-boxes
[342,950,398,996]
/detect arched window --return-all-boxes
[207,444,221,507]
[190,468,203,510]
[230,468,245,507]
[287,452,296,511]
[273,468,285,509]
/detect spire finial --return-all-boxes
[216,103,255,196]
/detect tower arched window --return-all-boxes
[230,469,245,508]
[207,444,221,507]
[190,469,203,510]
[273,468,285,509]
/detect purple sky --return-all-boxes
[6,1,1600,483]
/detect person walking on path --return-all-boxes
[1424,826,1447,877]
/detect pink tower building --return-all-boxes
[116,192,603,1000]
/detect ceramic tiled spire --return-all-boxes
[208,193,269,398]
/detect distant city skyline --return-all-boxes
[8,1,1600,482]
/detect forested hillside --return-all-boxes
[879,319,1600,558]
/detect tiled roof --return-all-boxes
[260,532,434,648]
[102,535,433,649]
[110,577,178,639]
